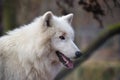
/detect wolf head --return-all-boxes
[39,11,83,69]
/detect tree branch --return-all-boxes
[54,24,120,80]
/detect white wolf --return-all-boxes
[0,11,82,80]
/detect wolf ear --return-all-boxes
[63,13,73,24]
[42,11,53,27]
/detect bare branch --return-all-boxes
[54,24,120,80]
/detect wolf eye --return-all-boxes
[59,36,65,40]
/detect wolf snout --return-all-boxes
[75,51,83,58]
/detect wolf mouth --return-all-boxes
[56,51,73,69]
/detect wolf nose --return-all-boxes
[75,51,82,58]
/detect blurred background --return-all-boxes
[0,0,120,80]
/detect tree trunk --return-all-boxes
[0,0,3,36]
[2,0,17,32]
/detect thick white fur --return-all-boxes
[0,11,80,80]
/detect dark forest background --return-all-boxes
[0,0,120,80]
